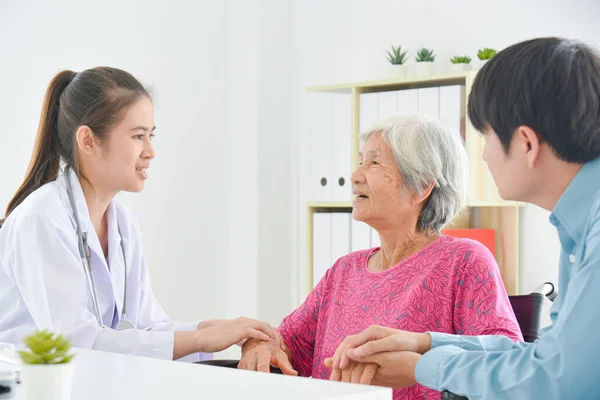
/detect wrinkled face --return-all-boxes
[350,133,419,228]
[95,97,156,193]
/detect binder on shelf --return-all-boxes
[359,92,379,134]
[370,228,381,248]
[439,85,466,142]
[309,94,334,202]
[331,213,351,266]
[313,213,332,288]
[377,91,398,121]
[397,88,419,114]
[351,217,371,252]
[333,94,352,201]
[442,228,496,257]
[417,87,440,118]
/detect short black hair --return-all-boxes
[468,37,600,163]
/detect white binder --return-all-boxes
[351,218,372,251]
[417,87,440,118]
[312,212,332,288]
[370,228,381,248]
[331,212,351,266]
[377,91,399,120]
[439,85,465,140]
[359,92,379,135]
[309,94,334,201]
[397,88,419,114]
[332,94,352,201]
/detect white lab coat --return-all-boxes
[0,169,210,361]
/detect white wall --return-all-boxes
[0,0,295,339]
[1,0,599,351]
[256,0,297,325]
[289,0,600,327]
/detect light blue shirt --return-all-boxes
[415,157,600,399]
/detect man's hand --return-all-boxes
[330,325,431,370]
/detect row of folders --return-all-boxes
[312,212,379,288]
[309,86,465,203]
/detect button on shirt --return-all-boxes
[414,157,600,399]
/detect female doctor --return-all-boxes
[0,67,274,361]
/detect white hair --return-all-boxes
[360,113,469,233]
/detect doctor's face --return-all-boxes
[96,97,156,193]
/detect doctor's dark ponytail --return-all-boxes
[5,67,150,217]
[5,71,75,217]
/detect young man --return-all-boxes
[326,37,600,399]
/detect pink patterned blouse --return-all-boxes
[279,235,523,400]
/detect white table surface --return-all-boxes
[13,349,392,400]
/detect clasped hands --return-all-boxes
[324,326,432,388]
[236,323,432,389]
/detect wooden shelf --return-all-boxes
[303,71,521,298]
[305,202,520,296]
[307,202,352,209]
[307,71,476,94]
[467,200,524,207]
[308,200,524,209]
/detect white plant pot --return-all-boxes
[389,64,408,79]
[414,62,435,76]
[478,59,489,69]
[21,363,74,400]
[450,63,473,72]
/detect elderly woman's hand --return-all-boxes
[238,336,298,376]
[324,357,379,384]
[329,325,431,370]
[326,351,420,388]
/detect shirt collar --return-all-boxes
[550,157,600,245]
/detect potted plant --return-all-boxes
[477,47,497,67]
[385,45,409,79]
[450,55,473,71]
[415,48,436,76]
[18,330,76,400]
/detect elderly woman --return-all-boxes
[239,113,522,399]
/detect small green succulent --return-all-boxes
[385,45,409,65]
[451,55,472,64]
[477,48,497,60]
[415,48,436,62]
[18,330,76,364]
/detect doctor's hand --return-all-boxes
[195,317,276,353]
[330,325,431,370]
[325,351,421,388]
[238,336,298,376]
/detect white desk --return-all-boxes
[14,349,392,399]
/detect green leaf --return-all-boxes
[416,48,435,62]
[477,48,497,60]
[451,55,472,64]
[386,44,408,65]
[19,330,76,364]
[18,350,43,364]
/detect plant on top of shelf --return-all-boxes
[415,48,436,62]
[414,48,436,76]
[386,45,410,79]
[385,45,409,65]
[450,55,473,72]
[477,48,497,60]
[451,55,472,64]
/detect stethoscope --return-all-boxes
[64,165,135,330]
